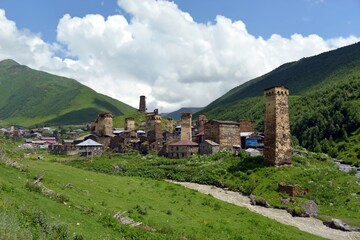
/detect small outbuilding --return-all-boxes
[199,140,219,155]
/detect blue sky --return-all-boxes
[0,0,359,111]
[0,0,359,43]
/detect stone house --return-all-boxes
[48,144,78,156]
[204,120,240,151]
[167,140,199,158]
[199,140,219,155]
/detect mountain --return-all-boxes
[162,107,203,120]
[0,59,135,127]
[197,42,360,165]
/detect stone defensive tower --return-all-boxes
[264,86,291,166]
[197,114,208,134]
[139,95,146,112]
[181,113,192,141]
[95,112,114,136]
[125,117,135,131]
[167,118,174,133]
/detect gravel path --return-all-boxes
[168,181,360,240]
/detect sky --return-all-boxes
[0,0,359,112]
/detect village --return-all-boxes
[1,86,291,167]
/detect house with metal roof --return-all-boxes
[76,139,103,157]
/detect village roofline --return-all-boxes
[204,140,219,146]
[168,140,199,146]
[76,139,102,147]
[205,120,240,125]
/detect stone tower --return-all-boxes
[181,113,192,141]
[264,86,291,166]
[139,95,146,112]
[125,117,135,131]
[95,112,113,136]
[167,118,174,133]
[197,114,208,134]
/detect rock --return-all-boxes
[323,219,360,232]
[280,197,290,205]
[249,194,256,205]
[301,200,318,217]
[249,195,271,208]
[288,201,317,217]
[64,183,73,189]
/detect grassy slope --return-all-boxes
[0,140,321,239]
[65,151,360,228]
[0,59,135,127]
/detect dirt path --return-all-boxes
[168,181,360,240]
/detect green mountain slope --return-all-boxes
[197,42,360,165]
[0,59,135,126]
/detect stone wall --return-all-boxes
[48,144,78,156]
[219,123,240,151]
[204,121,220,145]
[263,86,291,166]
[239,120,254,132]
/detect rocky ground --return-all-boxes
[169,181,360,240]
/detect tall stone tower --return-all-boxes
[167,118,174,133]
[181,113,192,141]
[197,114,208,134]
[125,117,135,131]
[95,112,114,136]
[139,95,146,112]
[264,86,291,166]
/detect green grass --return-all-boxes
[0,137,324,239]
[63,150,360,228]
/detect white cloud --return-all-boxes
[0,1,359,113]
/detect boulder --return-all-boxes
[249,194,256,205]
[301,200,318,217]
[249,194,270,208]
[324,219,360,232]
